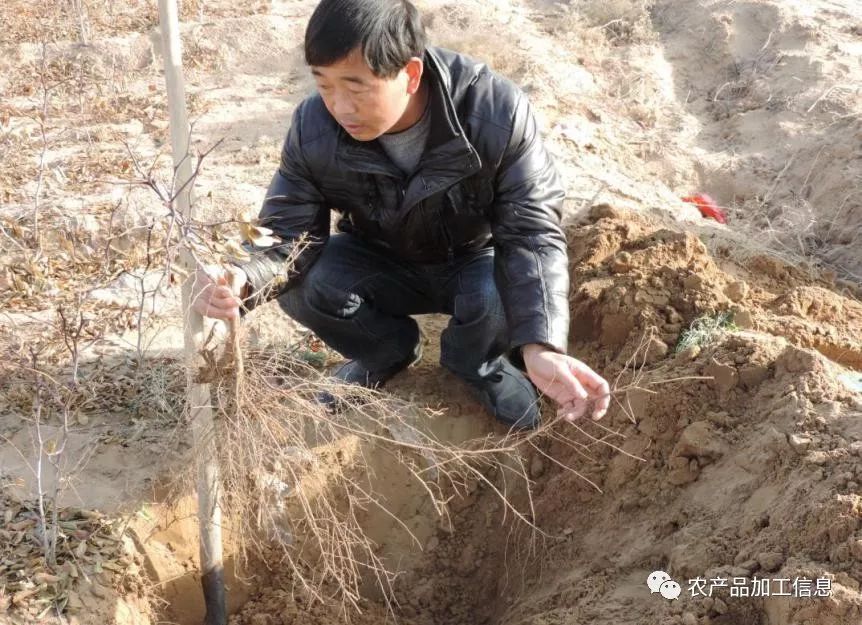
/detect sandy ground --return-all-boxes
[1,0,861,624]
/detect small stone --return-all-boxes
[725,280,749,302]
[682,612,698,625]
[676,344,701,362]
[665,306,684,324]
[757,551,784,572]
[850,539,862,561]
[667,454,699,485]
[673,421,726,460]
[733,309,754,329]
[713,597,728,614]
[739,365,770,390]
[849,441,862,456]
[788,433,812,454]
[425,536,439,552]
[683,274,704,290]
[704,360,738,392]
[609,251,633,273]
[645,337,669,364]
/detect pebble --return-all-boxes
[704,361,738,392]
[725,280,749,302]
[734,309,754,328]
[645,337,669,364]
[788,433,812,454]
[676,344,701,362]
[609,251,633,273]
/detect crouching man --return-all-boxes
[193,0,609,429]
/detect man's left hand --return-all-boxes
[521,344,610,422]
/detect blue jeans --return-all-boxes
[278,233,511,385]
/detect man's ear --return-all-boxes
[404,57,424,95]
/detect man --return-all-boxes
[193,0,610,429]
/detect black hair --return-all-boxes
[304,0,426,78]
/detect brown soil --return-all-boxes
[2,0,862,624]
[225,206,862,625]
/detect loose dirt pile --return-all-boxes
[225,206,862,625]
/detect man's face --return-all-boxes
[310,47,421,141]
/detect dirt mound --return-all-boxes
[225,207,862,625]
[565,204,861,372]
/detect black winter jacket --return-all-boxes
[239,46,570,354]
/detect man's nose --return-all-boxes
[332,91,357,118]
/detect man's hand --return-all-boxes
[521,344,610,422]
[191,265,247,320]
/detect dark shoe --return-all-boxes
[465,359,541,430]
[317,342,423,410]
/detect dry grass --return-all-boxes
[0,0,273,47]
[161,312,713,619]
[673,312,738,354]
[189,337,546,615]
[579,0,655,44]
[755,195,862,283]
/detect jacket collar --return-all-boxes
[336,47,482,204]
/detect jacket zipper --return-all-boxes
[442,187,456,261]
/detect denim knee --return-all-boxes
[278,276,363,327]
[441,285,509,372]
[453,286,507,330]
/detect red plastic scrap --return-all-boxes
[682,193,727,224]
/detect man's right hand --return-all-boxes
[191,265,247,320]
